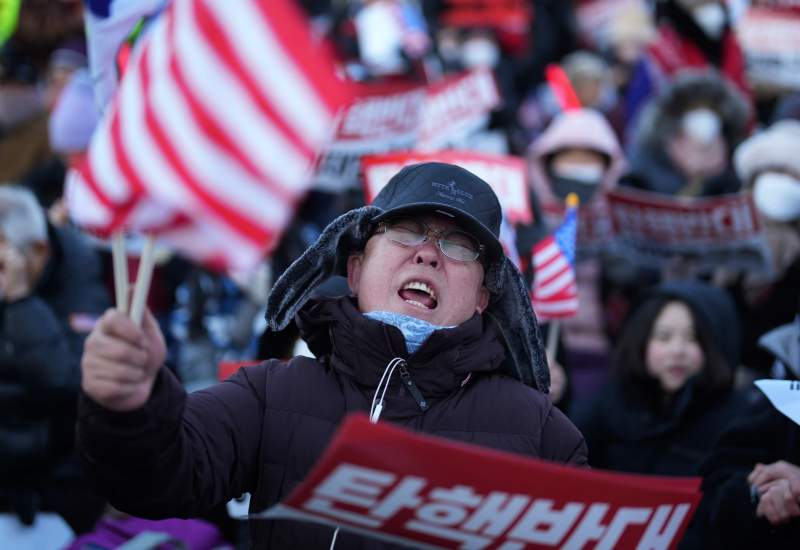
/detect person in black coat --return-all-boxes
[573,280,744,476]
[687,313,800,550]
[0,186,110,534]
[76,162,587,549]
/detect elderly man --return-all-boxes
[77,162,587,549]
[0,186,109,537]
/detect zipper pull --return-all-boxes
[398,362,429,412]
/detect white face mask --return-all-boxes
[552,163,605,184]
[692,3,726,39]
[753,172,800,222]
[682,108,721,145]
[0,85,45,129]
[461,38,500,69]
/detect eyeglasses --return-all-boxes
[376,218,484,263]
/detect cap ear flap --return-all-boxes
[485,257,550,392]
[266,206,381,331]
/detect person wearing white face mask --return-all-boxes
[734,119,800,238]
[624,0,753,132]
[712,120,800,379]
[526,108,627,405]
[752,172,800,224]
[625,71,749,198]
[690,1,727,40]
[459,29,500,70]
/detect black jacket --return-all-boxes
[77,296,587,549]
[0,224,110,527]
[574,379,746,476]
[686,392,800,550]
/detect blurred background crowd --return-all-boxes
[1,0,800,548]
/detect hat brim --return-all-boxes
[372,202,504,266]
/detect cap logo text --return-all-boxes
[431,180,474,204]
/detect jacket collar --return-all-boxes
[296,297,506,418]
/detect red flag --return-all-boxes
[545,64,582,112]
[67,0,351,271]
[531,194,579,319]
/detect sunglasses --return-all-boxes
[376,218,484,263]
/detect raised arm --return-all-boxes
[78,309,266,518]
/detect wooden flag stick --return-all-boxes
[111,232,129,314]
[129,235,156,327]
[546,320,561,359]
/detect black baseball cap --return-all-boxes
[371,162,504,263]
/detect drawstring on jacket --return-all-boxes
[331,357,428,549]
[331,357,406,549]
[369,357,405,423]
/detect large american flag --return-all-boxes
[531,197,579,319]
[67,0,351,271]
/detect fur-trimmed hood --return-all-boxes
[265,207,551,392]
[632,70,750,151]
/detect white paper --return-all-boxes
[755,379,800,427]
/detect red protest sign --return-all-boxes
[313,83,422,192]
[259,414,700,549]
[418,68,501,150]
[607,188,761,244]
[314,69,500,191]
[362,151,532,224]
[334,82,425,145]
[606,188,770,271]
[539,200,614,256]
[736,6,800,90]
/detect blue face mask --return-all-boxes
[364,311,455,354]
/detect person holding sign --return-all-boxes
[77,162,587,549]
[690,311,800,550]
[573,280,744,477]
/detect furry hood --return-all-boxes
[632,70,750,151]
[265,207,551,392]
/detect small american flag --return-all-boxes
[531,194,579,319]
[68,0,351,271]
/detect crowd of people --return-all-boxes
[1,0,800,549]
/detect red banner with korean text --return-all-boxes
[539,201,613,258]
[418,68,502,151]
[313,69,501,192]
[736,5,800,91]
[606,188,771,272]
[361,151,532,225]
[258,414,701,549]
